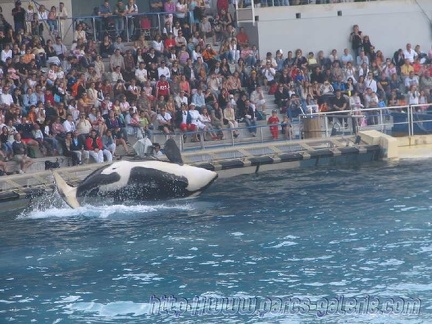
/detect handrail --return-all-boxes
[63,11,167,42]
[146,103,432,151]
[27,0,169,43]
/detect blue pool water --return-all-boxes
[1,160,431,323]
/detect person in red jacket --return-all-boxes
[85,129,112,163]
[267,109,280,140]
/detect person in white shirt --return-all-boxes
[0,86,13,107]
[250,85,266,114]
[408,85,420,105]
[135,61,148,85]
[157,61,170,80]
[365,72,377,93]
[262,60,276,89]
[152,34,164,57]
[58,2,68,39]
[175,90,189,109]
[1,44,12,63]
[188,103,207,141]
[62,114,76,133]
[111,66,124,84]
[403,43,417,64]
[156,107,173,134]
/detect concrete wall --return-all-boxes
[255,0,432,59]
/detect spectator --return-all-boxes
[157,107,174,135]
[86,129,112,163]
[244,99,258,137]
[349,24,363,57]
[268,109,280,140]
[223,102,239,138]
[12,133,34,174]
[403,43,417,64]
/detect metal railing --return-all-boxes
[64,12,165,43]
[254,0,386,7]
[299,104,432,138]
[150,118,302,152]
[28,0,167,43]
[152,104,432,151]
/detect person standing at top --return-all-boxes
[58,2,68,39]
[349,24,363,57]
[12,1,26,34]
[115,0,127,38]
[98,0,112,41]
[125,0,138,41]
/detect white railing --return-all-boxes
[300,104,432,138]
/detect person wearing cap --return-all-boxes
[268,109,280,140]
[188,103,207,142]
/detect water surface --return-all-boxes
[0,160,430,323]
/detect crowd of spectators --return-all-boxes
[0,0,428,174]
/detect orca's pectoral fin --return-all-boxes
[163,138,183,165]
[52,170,81,209]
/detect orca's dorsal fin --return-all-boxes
[164,138,183,165]
[52,170,81,209]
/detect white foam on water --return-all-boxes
[67,301,151,317]
[19,203,194,220]
[270,241,298,248]
[230,232,244,237]
[112,273,164,282]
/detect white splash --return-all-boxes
[18,203,194,220]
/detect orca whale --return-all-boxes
[53,139,218,208]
